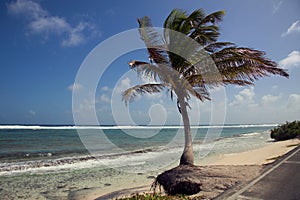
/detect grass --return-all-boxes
[115,193,192,200]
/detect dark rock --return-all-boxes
[147,176,156,179]
[57,185,66,189]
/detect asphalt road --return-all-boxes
[216,145,300,200]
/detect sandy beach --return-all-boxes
[73,139,300,200]
[0,138,299,200]
[206,138,300,166]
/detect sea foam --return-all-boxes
[0,124,278,130]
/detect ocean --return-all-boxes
[0,124,277,175]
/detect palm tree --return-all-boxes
[122,9,288,166]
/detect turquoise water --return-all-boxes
[0,124,276,174]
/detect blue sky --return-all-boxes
[1,0,300,125]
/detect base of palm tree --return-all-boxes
[152,165,202,195]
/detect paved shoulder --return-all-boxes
[216,145,300,200]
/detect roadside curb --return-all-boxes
[214,144,300,200]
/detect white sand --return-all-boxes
[206,138,300,166]
[82,139,300,199]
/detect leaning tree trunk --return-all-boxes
[178,95,194,165]
[153,96,201,194]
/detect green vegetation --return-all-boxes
[116,193,191,200]
[270,121,300,141]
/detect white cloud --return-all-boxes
[279,51,300,69]
[101,86,110,92]
[73,96,99,125]
[225,90,300,124]
[62,22,96,47]
[68,83,83,92]
[272,85,278,90]
[261,94,280,105]
[29,110,36,116]
[287,94,300,110]
[7,0,47,19]
[100,94,111,103]
[28,16,70,35]
[272,1,283,14]
[115,78,131,94]
[229,87,256,107]
[7,0,98,47]
[282,20,300,37]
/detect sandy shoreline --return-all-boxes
[87,139,300,200]
[205,138,300,166]
[0,139,299,200]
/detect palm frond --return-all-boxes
[184,46,288,88]
[212,47,289,82]
[190,86,211,101]
[138,17,169,65]
[187,11,224,46]
[222,79,253,85]
[186,73,253,88]
[122,83,165,105]
[164,9,188,33]
[163,9,190,70]
[127,60,176,84]
[204,42,235,53]
[200,10,225,25]
[186,9,206,24]
[128,60,149,68]
[124,8,289,109]
[190,25,220,45]
[180,9,205,34]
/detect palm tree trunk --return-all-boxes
[178,95,194,165]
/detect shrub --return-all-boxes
[270,121,300,141]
